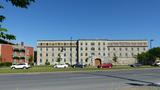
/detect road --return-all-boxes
[0,68,160,90]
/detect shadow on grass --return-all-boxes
[81,72,160,87]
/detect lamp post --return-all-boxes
[150,39,154,49]
[70,37,72,65]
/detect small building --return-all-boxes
[0,39,34,64]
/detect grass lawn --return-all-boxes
[0,65,159,74]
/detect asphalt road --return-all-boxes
[0,68,160,90]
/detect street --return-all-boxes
[0,68,160,90]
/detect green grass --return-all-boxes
[0,65,159,74]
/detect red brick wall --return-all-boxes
[1,44,13,63]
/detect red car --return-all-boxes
[97,63,113,68]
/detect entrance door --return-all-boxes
[95,58,101,66]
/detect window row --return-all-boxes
[39,43,76,46]
[40,53,77,57]
[80,42,106,46]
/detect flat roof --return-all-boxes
[37,39,148,42]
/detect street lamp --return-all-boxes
[70,37,72,65]
[150,39,154,49]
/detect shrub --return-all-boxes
[0,62,12,67]
[45,61,50,65]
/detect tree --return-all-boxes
[28,55,34,65]
[0,0,35,40]
[136,47,160,65]
[56,53,61,64]
[113,56,118,63]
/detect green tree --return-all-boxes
[113,56,118,63]
[28,55,33,63]
[56,53,61,64]
[136,47,160,65]
[0,0,35,40]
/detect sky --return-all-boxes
[1,0,160,48]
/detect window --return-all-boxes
[46,53,48,57]
[113,48,115,51]
[103,53,105,56]
[40,48,42,51]
[119,53,122,57]
[58,48,61,51]
[119,48,121,51]
[113,53,116,56]
[143,48,146,51]
[108,47,110,51]
[64,58,66,62]
[98,48,101,50]
[108,53,110,57]
[91,47,95,51]
[98,42,100,45]
[81,53,83,56]
[91,53,95,55]
[46,59,48,62]
[91,42,95,45]
[98,53,101,55]
[46,48,48,51]
[137,48,139,51]
[132,48,134,51]
[85,53,88,56]
[46,43,48,46]
[52,59,54,62]
[64,53,66,57]
[103,42,105,45]
[125,48,128,51]
[40,59,42,63]
[52,48,54,51]
[131,53,134,56]
[85,43,87,45]
[103,47,105,51]
[40,53,42,57]
[81,43,83,45]
[40,43,42,46]
[52,53,54,57]
[85,47,88,51]
[81,47,83,50]
[125,53,128,57]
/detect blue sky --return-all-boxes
[1,0,160,48]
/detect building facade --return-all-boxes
[0,40,34,64]
[37,39,148,66]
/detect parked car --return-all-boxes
[97,63,113,68]
[130,63,142,67]
[54,64,68,68]
[153,62,160,66]
[10,63,30,69]
[71,64,87,68]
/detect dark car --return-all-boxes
[97,63,113,68]
[130,63,142,67]
[71,64,87,68]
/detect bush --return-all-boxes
[0,62,12,67]
[45,62,50,65]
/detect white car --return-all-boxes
[11,63,30,69]
[54,64,68,68]
[156,62,160,66]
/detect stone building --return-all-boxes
[37,39,148,66]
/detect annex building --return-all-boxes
[0,39,34,64]
[37,39,148,66]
